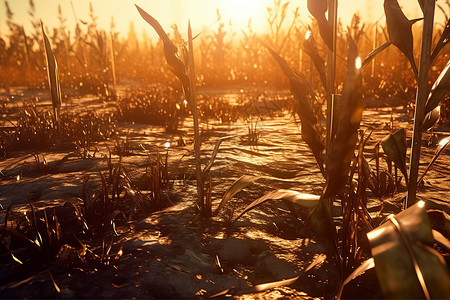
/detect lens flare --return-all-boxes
[305,30,312,40]
[355,56,362,70]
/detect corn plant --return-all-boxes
[41,22,62,140]
[136,5,225,218]
[214,0,450,298]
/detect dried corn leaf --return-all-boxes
[361,41,392,71]
[307,0,327,19]
[338,258,375,299]
[41,22,61,110]
[431,18,450,63]
[367,202,450,299]
[135,5,190,98]
[323,35,362,198]
[418,136,450,184]
[307,0,332,50]
[425,59,450,114]
[384,0,418,77]
[267,46,324,173]
[214,175,260,215]
[232,189,320,224]
[422,106,440,131]
[303,30,327,89]
[380,128,408,184]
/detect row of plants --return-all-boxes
[135,0,450,298]
[0,0,449,298]
[1,0,449,100]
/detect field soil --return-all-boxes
[1,89,449,299]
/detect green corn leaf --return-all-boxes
[361,41,392,71]
[431,15,450,63]
[323,35,363,199]
[425,59,450,115]
[367,202,450,299]
[214,175,260,215]
[41,22,61,110]
[380,128,408,185]
[384,0,418,77]
[232,189,320,224]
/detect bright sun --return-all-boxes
[215,0,271,30]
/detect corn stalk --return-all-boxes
[406,0,435,207]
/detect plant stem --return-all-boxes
[406,0,435,208]
[326,0,338,158]
[188,22,206,216]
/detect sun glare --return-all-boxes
[215,0,270,31]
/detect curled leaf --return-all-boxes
[307,0,332,50]
[338,258,375,299]
[431,17,450,63]
[425,59,450,115]
[361,41,392,71]
[418,136,450,184]
[380,128,408,185]
[422,106,440,131]
[367,202,450,299]
[233,189,320,224]
[384,0,418,77]
[135,5,190,98]
[214,175,260,215]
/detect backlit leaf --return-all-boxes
[425,59,450,115]
[361,41,392,71]
[41,22,62,111]
[214,175,260,215]
[303,29,327,88]
[232,189,320,223]
[384,0,418,77]
[307,0,332,50]
[338,258,375,299]
[418,136,450,184]
[422,106,440,131]
[135,5,191,99]
[431,17,450,63]
[266,46,325,174]
[323,35,363,198]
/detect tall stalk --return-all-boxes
[326,0,338,162]
[406,0,435,208]
[187,22,206,216]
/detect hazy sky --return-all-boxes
[0,0,437,41]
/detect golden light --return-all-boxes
[355,56,362,70]
[417,200,425,208]
[215,0,271,31]
[305,29,312,40]
[438,136,450,148]
[165,142,171,149]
